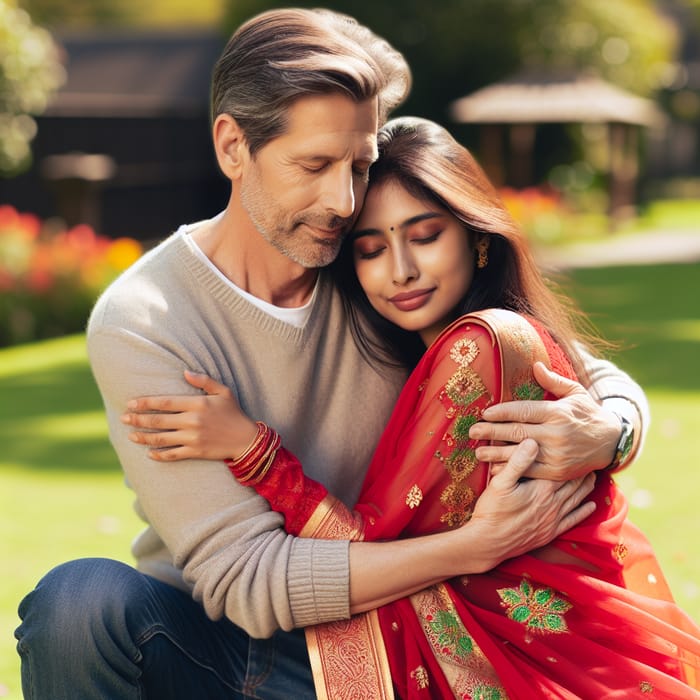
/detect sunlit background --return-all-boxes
[1,1,700,698]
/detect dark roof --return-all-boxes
[47,28,226,117]
[450,72,665,127]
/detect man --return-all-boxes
[16,8,646,698]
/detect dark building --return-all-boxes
[0,28,229,242]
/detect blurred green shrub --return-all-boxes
[0,205,142,346]
[0,0,65,175]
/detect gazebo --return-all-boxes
[449,72,666,221]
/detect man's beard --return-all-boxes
[241,186,351,268]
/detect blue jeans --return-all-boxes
[15,558,316,699]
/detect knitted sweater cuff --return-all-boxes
[288,537,350,628]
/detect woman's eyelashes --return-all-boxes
[355,243,385,260]
[354,228,444,260]
[412,231,442,245]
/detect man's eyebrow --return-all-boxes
[352,212,443,239]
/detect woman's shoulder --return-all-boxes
[431,309,556,380]
[434,309,541,348]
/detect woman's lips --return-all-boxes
[388,288,435,311]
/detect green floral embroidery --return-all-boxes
[472,684,507,700]
[428,609,474,659]
[453,413,478,441]
[498,579,572,633]
[513,381,544,401]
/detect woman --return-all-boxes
[124,117,700,699]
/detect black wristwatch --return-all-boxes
[606,413,634,471]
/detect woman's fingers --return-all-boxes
[126,394,198,413]
[121,409,189,430]
[184,370,231,396]
[127,427,176,447]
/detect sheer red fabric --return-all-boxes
[232,309,700,699]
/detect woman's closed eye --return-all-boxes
[355,244,386,260]
[411,231,442,246]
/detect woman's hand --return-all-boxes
[467,439,597,569]
[120,371,258,461]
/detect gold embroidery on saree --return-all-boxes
[305,613,394,700]
[410,665,430,690]
[440,482,476,527]
[613,541,629,564]
[450,337,479,366]
[406,484,423,509]
[411,584,507,698]
[300,494,364,540]
[445,366,486,407]
[437,338,488,526]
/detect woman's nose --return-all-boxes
[392,248,418,285]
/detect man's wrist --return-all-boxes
[605,412,635,473]
[600,396,642,472]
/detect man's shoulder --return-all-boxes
[88,231,190,332]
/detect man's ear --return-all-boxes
[212,114,248,180]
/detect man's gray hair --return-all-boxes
[211,7,411,154]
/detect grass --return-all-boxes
[561,262,700,619]
[1,261,699,699]
[0,336,142,700]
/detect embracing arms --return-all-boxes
[124,374,596,614]
[469,347,648,479]
[122,320,599,616]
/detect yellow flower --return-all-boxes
[107,238,143,271]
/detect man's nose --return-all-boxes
[321,166,356,219]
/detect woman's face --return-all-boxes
[352,179,476,346]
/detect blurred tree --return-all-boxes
[222,0,677,137]
[0,0,64,175]
[18,0,224,27]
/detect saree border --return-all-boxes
[305,611,395,700]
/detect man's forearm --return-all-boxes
[579,343,650,470]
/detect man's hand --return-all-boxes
[348,439,597,611]
[468,439,597,569]
[469,362,620,480]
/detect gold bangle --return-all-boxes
[229,421,268,467]
[238,432,281,483]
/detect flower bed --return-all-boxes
[0,205,142,346]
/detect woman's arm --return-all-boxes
[123,371,349,535]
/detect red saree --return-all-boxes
[237,309,700,699]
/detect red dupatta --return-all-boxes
[236,309,700,699]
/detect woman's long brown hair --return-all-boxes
[331,116,600,379]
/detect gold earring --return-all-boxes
[476,240,489,269]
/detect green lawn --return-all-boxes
[0,337,142,700]
[561,262,700,621]
[1,261,699,699]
